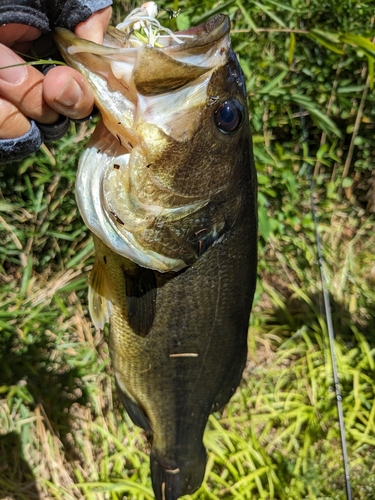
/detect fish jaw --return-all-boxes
[54,15,247,273]
[75,130,187,272]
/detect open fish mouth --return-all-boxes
[55,6,237,272]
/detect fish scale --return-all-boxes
[55,8,257,499]
[91,177,256,497]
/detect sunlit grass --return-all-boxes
[1,131,374,498]
[2,0,375,499]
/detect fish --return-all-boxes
[54,5,257,499]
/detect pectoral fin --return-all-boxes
[88,257,112,329]
[124,265,157,338]
[115,377,153,432]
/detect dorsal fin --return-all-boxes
[88,257,112,329]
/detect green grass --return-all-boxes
[1,0,375,498]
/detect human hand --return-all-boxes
[0,6,112,140]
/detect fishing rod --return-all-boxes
[299,109,352,500]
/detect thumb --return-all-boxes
[74,6,112,44]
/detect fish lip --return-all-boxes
[166,14,230,50]
[54,14,230,52]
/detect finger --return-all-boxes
[0,97,31,139]
[0,23,41,51]
[43,66,95,120]
[74,6,112,44]
[0,44,59,124]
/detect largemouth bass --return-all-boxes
[55,5,257,499]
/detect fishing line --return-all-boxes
[299,108,352,500]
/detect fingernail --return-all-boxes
[54,76,83,107]
[0,44,27,83]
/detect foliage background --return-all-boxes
[1,0,375,498]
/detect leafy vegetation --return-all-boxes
[1,0,375,498]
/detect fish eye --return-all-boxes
[214,99,243,134]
